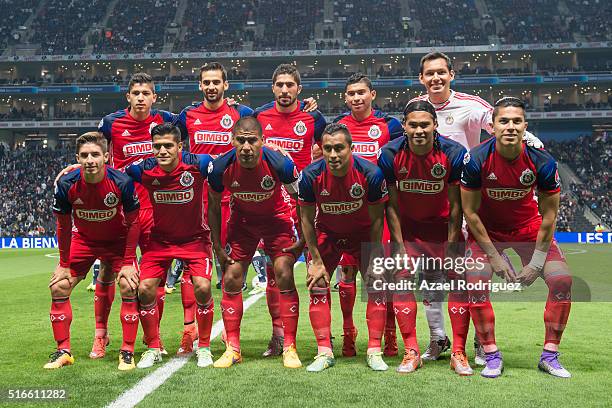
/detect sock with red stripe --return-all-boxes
[265,265,283,337]
[156,286,166,324]
[544,272,572,345]
[309,288,332,352]
[120,297,139,352]
[393,292,419,353]
[366,292,386,350]
[221,290,243,351]
[139,301,160,349]
[94,280,115,338]
[50,297,72,351]
[447,291,471,353]
[338,280,356,331]
[279,289,299,348]
[196,299,214,348]
[181,277,196,325]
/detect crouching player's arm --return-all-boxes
[50,213,73,288]
[116,209,140,291]
[300,204,328,290]
[208,188,234,267]
[460,155,515,282]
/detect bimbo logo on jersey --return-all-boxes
[265,137,303,152]
[352,141,379,157]
[320,200,363,214]
[399,179,444,194]
[153,188,194,204]
[232,191,273,202]
[123,141,153,157]
[486,188,531,200]
[75,208,117,222]
[194,130,231,145]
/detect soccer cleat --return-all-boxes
[366,351,389,371]
[474,341,486,366]
[118,350,135,371]
[450,351,474,376]
[422,336,451,361]
[383,330,398,357]
[176,325,198,356]
[538,351,571,378]
[196,347,213,368]
[137,349,162,369]
[282,345,302,368]
[306,353,335,372]
[248,281,267,295]
[164,285,175,294]
[86,282,96,292]
[43,350,74,369]
[213,346,242,368]
[262,335,284,357]
[396,349,422,374]
[215,282,222,290]
[342,327,358,357]
[89,335,110,359]
[480,350,503,378]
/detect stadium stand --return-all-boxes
[0,0,37,50]
[334,0,403,48]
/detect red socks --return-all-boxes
[50,297,72,351]
[448,291,471,353]
[181,277,196,325]
[309,289,332,349]
[221,290,243,351]
[265,265,283,336]
[544,273,572,345]
[393,293,419,353]
[196,299,214,348]
[279,289,299,347]
[366,292,386,349]
[156,286,166,323]
[139,302,160,348]
[94,280,115,337]
[120,297,139,352]
[338,280,356,331]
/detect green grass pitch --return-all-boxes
[0,245,611,407]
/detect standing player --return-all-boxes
[333,73,404,357]
[47,132,140,371]
[299,123,389,372]
[124,124,215,369]
[93,73,176,358]
[461,97,572,378]
[175,62,253,355]
[254,63,326,356]
[208,117,302,369]
[379,101,471,374]
[409,52,543,363]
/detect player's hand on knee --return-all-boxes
[302,97,318,112]
[54,163,81,185]
[117,264,139,291]
[281,238,305,259]
[517,265,540,287]
[49,264,71,288]
[306,262,329,291]
[490,253,516,282]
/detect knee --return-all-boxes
[138,280,157,303]
[546,272,572,296]
[119,279,137,298]
[193,278,211,302]
[98,262,114,280]
[50,281,71,298]
[341,265,357,282]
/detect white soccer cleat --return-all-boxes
[196,347,213,368]
[137,349,162,369]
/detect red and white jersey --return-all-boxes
[410,90,493,149]
[333,110,404,163]
[126,152,213,243]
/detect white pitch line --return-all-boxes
[107,292,265,408]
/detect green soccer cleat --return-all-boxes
[196,347,213,368]
[137,348,162,369]
[306,353,335,372]
[367,351,389,371]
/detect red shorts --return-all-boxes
[69,236,127,277]
[316,230,370,274]
[140,238,213,282]
[402,220,449,259]
[138,207,154,253]
[467,222,565,265]
[226,214,296,262]
[338,218,391,268]
[203,186,230,246]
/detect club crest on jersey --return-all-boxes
[149,121,159,134]
[519,169,535,186]
[445,114,454,125]
[381,179,388,194]
[431,163,447,179]
[104,192,119,207]
[349,183,365,199]
[180,171,194,187]
[293,120,307,136]
[220,114,234,130]
[368,125,382,140]
[261,175,276,190]
[463,152,471,165]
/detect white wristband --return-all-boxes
[528,249,547,270]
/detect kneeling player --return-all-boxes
[47,132,140,370]
[379,100,470,374]
[125,124,215,369]
[208,116,302,369]
[299,123,388,372]
[461,97,572,378]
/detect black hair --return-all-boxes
[151,123,181,143]
[272,63,301,86]
[76,131,108,154]
[233,116,263,138]
[493,96,526,120]
[128,72,155,92]
[402,100,441,151]
[322,123,352,145]
[199,61,227,82]
[419,51,453,74]
[344,73,373,92]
